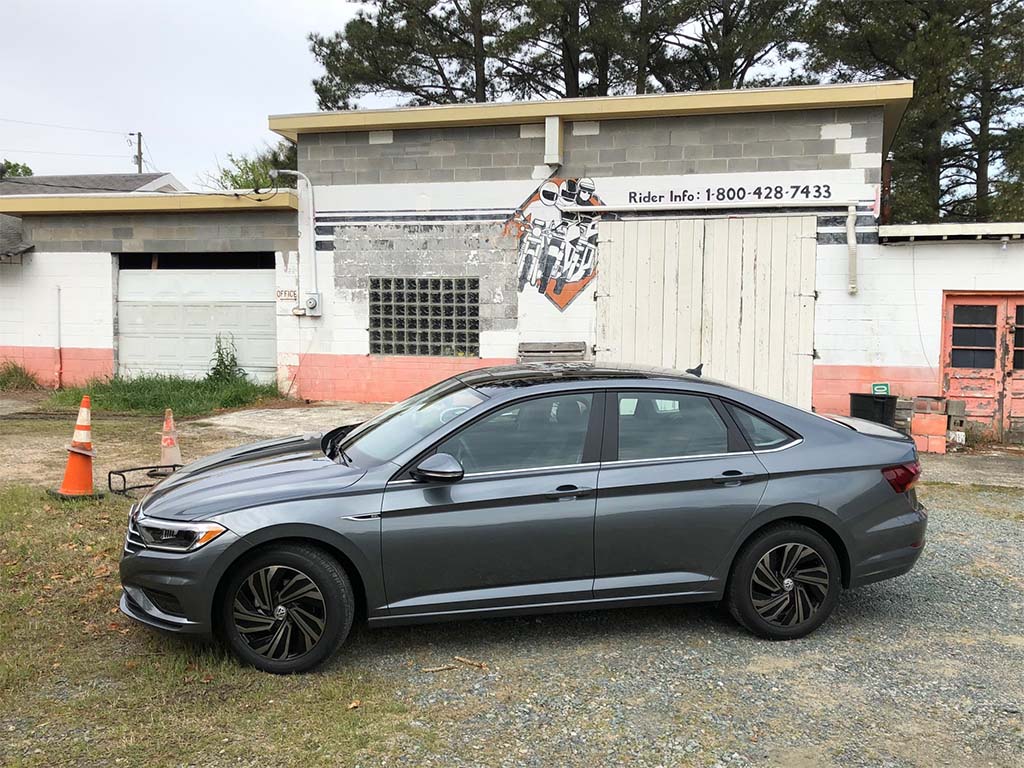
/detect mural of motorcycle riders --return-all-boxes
[506,177,604,310]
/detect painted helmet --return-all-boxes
[539,181,560,206]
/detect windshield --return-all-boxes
[338,379,486,465]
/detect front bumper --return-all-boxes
[119,528,247,638]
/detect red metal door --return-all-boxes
[937,292,1019,438]
[1008,301,1024,443]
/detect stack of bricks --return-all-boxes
[911,397,947,454]
[894,398,915,435]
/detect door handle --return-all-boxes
[712,470,750,486]
[545,485,593,500]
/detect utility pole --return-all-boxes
[131,132,143,173]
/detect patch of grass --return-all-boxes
[44,374,283,418]
[0,485,420,767]
[0,361,40,391]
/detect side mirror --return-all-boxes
[411,453,464,483]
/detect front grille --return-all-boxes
[124,504,146,553]
[144,588,185,617]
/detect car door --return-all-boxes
[594,389,769,599]
[381,391,603,618]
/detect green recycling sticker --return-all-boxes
[871,382,891,396]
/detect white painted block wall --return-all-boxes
[815,240,1024,369]
[0,251,114,350]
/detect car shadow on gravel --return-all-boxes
[330,602,745,668]
[322,577,937,675]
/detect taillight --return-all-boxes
[882,461,921,494]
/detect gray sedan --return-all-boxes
[119,363,927,673]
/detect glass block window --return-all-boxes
[369,277,480,357]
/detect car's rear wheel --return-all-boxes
[726,523,840,640]
[220,543,354,674]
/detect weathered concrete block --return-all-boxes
[654,145,683,161]
[611,162,643,175]
[817,154,852,170]
[727,158,759,172]
[683,144,713,160]
[415,156,444,170]
[742,142,773,158]
[695,159,728,173]
[712,144,742,158]
[802,139,836,155]
[626,146,657,162]
[771,140,805,156]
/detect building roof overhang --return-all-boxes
[270,80,914,154]
[0,191,298,216]
[879,222,1024,243]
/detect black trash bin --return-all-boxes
[849,393,898,428]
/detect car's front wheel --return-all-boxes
[220,543,354,673]
[726,523,840,640]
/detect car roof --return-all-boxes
[455,361,714,391]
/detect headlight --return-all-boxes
[136,513,227,552]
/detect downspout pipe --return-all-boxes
[847,204,858,295]
[55,285,63,389]
[270,169,318,314]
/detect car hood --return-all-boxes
[139,433,365,522]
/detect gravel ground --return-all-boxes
[323,482,1023,768]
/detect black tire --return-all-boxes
[726,523,841,640]
[220,543,354,674]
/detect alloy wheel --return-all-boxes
[232,566,326,660]
[749,543,830,627]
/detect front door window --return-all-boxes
[437,393,594,473]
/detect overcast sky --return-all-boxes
[0,0,380,189]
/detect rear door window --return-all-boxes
[616,392,729,460]
[727,404,795,450]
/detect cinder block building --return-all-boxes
[2,81,1022,441]
[0,192,297,385]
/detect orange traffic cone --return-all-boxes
[148,408,182,477]
[49,395,103,500]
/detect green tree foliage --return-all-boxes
[310,1,518,107]
[203,141,297,191]
[309,1,805,104]
[0,159,33,178]
[645,0,809,93]
[804,0,1023,223]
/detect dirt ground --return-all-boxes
[2,399,1020,492]
[0,401,386,490]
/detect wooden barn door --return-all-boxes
[595,216,817,408]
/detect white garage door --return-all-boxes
[596,216,816,407]
[117,269,276,382]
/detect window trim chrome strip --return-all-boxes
[385,440,802,487]
[387,460,599,485]
[600,450,752,468]
[752,437,803,454]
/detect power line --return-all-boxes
[141,136,159,172]
[0,116,128,136]
[0,147,128,159]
